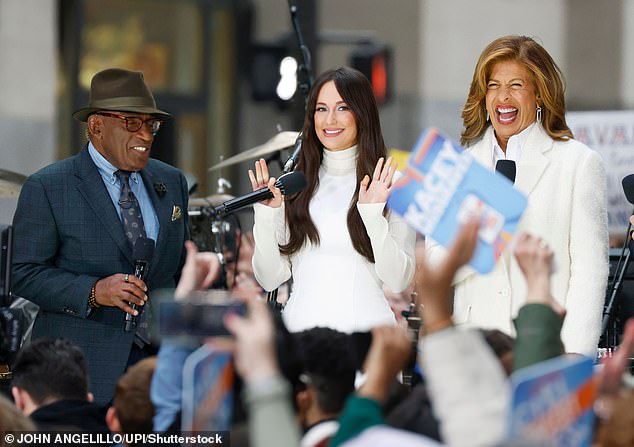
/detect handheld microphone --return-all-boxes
[208,171,307,218]
[124,236,155,332]
[283,134,303,173]
[495,159,516,184]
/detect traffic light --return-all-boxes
[250,42,291,102]
[349,44,393,105]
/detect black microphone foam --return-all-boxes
[622,174,634,205]
[496,159,516,184]
[276,170,307,195]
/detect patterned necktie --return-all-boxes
[115,170,147,247]
[115,170,151,348]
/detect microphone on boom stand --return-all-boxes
[601,174,634,346]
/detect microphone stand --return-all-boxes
[601,220,634,347]
[288,0,314,108]
[211,219,228,290]
[268,1,315,309]
[282,0,314,175]
[266,151,285,173]
[403,292,421,389]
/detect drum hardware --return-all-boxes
[216,176,231,194]
[188,169,245,290]
[402,291,422,388]
[188,205,242,290]
[203,130,297,303]
[210,219,228,289]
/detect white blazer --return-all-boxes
[428,124,608,356]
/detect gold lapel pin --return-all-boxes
[171,205,182,221]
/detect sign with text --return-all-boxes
[387,128,527,273]
[182,346,234,432]
[508,355,596,447]
[567,111,634,234]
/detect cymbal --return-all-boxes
[209,131,299,171]
[0,169,26,197]
[189,194,235,208]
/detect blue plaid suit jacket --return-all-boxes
[11,146,189,403]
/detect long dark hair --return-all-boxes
[280,67,387,262]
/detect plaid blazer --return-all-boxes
[11,146,189,403]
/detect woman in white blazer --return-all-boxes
[428,35,608,356]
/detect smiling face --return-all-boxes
[485,60,539,150]
[89,112,156,171]
[313,81,358,151]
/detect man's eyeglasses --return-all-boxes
[97,112,163,134]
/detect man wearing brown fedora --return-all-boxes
[11,68,190,404]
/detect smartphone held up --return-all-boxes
[154,289,246,343]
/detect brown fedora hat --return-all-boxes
[73,68,170,122]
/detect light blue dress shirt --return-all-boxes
[88,142,159,243]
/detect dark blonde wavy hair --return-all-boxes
[461,35,573,147]
[280,67,387,263]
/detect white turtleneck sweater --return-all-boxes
[252,145,416,333]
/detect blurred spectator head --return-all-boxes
[11,338,90,415]
[293,327,356,426]
[271,311,304,395]
[107,356,157,435]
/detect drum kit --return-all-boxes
[188,131,299,289]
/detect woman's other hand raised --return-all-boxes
[358,157,396,204]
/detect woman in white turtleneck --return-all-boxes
[248,67,416,333]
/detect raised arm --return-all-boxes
[512,233,565,371]
[415,220,510,447]
[357,158,415,291]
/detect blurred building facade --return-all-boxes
[1,0,634,205]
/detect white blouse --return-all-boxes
[252,145,416,333]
